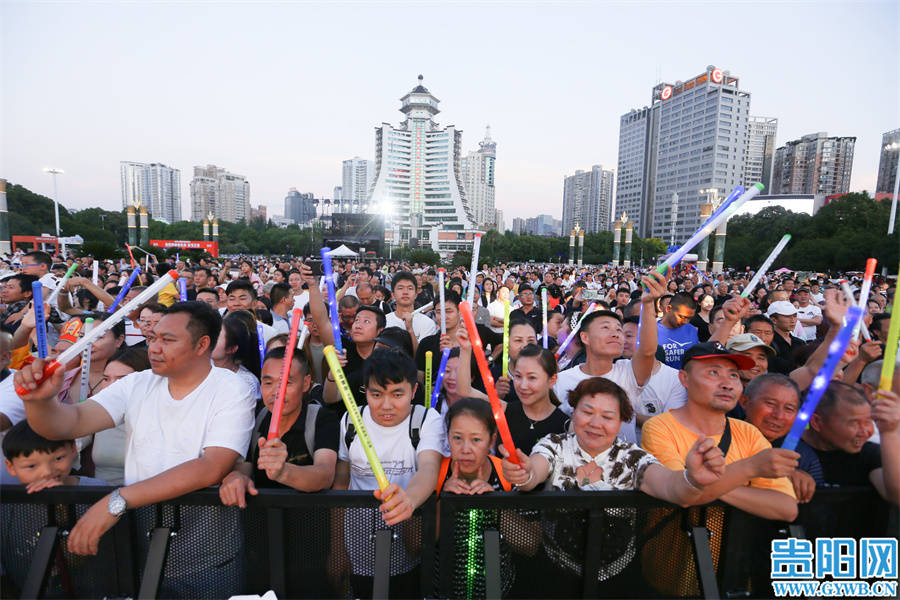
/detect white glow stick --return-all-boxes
[740,234,791,298]
[413,301,434,315]
[92,260,99,285]
[296,322,310,350]
[79,318,94,401]
[438,268,446,336]
[542,288,548,348]
[854,259,877,340]
[15,270,178,396]
[47,263,79,305]
[467,234,482,305]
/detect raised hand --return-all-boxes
[685,437,726,488]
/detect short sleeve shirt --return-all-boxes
[553,362,640,444]
[533,433,659,491]
[385,311,438,341]
[253,404,339,489]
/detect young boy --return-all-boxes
[330,348,444,598]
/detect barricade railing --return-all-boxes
[0,485,893,599]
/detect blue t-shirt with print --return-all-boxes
[657,322,699,369]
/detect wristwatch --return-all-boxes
[107,488,128,517]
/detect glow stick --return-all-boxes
[701,186,745,229]
[878,288,900,392]
[657,183,764,274]
[853,258,877,340]
[693,264,713,284]
[125,244,143,285]
[430,348,451,409]
[502,300,511,378]
[92,260,98,285]
[47,263,79,305]
[438,268,446,336]
[321,248,342,353]
[782,305,864,451]
[296,321,310,350]
[256,323,266,367]
[323,345,389,490]
[541,288,548,348]
[840,281,855,304]
[79,318,94,401]
[267,308,303,441]
[458,301,519,465]
[31,281,48,359]
[16,270,177,396]
[178,278,187,301]
[740,234,792,298]
[554,301,598,360]
[425,350,433,399]
[107,267,141,312]
[466,234,482,305]
[413,301,433,314]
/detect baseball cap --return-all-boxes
[682,341,756,370]
[767,301,798,317]
[726,333,775,356]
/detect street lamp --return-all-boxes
[43,167,65,256]
[885,142,900,235]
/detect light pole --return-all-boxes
[885,142,900,235]
[43,167,65,257]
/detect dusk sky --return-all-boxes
[3,1,897,226]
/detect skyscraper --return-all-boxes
[876,129,900,195]
[283,188,317,225]
[459,127,497,228]
[771,132,856,195]
[369,76,475,246]
[562,166,613,234]
[494,208,504,233]
[615,66,751,240]
[512,217,525,235]
[190,165,250,223]
[120,161,182,223]
[744,117,778,190]
[342,157,374,213]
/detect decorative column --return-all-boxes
[202,218,210,241]
[212,218,219,243]
[696,202,713,271]
[577,227,585,267]
[126,205,137,247]
[623,220,634,268]
[711,221,727,274]
[612,221,622,267]
[568,229,576,266]
[138,205,149,247]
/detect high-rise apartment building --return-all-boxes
[494,209,504,233]
[744,117,778,190]
[283,188,317,225]
[615,65,751,240]
[369,76,475,245]
[525,214,557,236]
[342,157,374,212]
[562,166,614,234]
[120,161,182,223]
[511,217,525,234]
[771,132,856,195]
[876,129,900,194]
[190,165,250,223]
[460,127,497,228]
[249,204,267,222]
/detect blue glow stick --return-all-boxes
[430,347,451,409]
[178,278,188,301]
[701,185,745,229]
[692,264,713,283]
[31,281,48,358]
[781,305,864,451]
[257,323,265,367]
[108,267,141,312]
[321,247,342,353]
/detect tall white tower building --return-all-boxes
[460,127,497,228]
[120,161,182,223]
[342,157,374,213]
[369,76,475,246]
[190,165,250,223]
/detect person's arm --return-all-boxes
[373,449,442,526]
[869,390,900,504]
[219,461,257,508]
[68,277,116,307]
[500,447,550,491]
[718,487,798,522]
[709,296,751,346]
[790,289,849,390]
[301,265,334,347]
[632,271,668,386]
[840,340,882,387]
[262,443,337,492]
[639,437,726,507]
[454,327,488,401]
[332,459,350,490]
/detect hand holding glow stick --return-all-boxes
[267,309,303,441]
[430,348,451,409]
[466,234,482,305]
[107,267,141,312]
[47,263,79,305]
[16,270,178,396]
[323,345,389,490]
[502,300,511,378]
[79,318,94,401]
[438,268,446,336]
[541,288,549,348]
[458,301,520,465]
[740,234,792,298]
[554,302,598,360]
[425,350,433,400]
[781,306,865,451]
[31,282,48,359]
[321,248,342,353]
[178,278,188,301]
[296,321,310,350]
[878,265,900,392]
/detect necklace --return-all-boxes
[578,462,603,487]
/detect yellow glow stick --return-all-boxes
[502,299,511,378]
[425,350,433,400]
[878,264,900,392]
[323,345,388,491]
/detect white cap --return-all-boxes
[766,300,798,317]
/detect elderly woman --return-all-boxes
[501,377,726,597]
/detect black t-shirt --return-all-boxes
[503,402,569,454]
[812,442,882,488]
[510,305,543,333]
[252,404,340,489]
[690,314,711,342]
[771,333,806,368]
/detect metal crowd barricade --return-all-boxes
[0,485,893,599]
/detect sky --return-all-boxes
[2,1,898,226]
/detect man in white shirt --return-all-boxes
[794,286,822,341]
[385,271,437,354]
[552,271,667,444]
[14,302,255,559]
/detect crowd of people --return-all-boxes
[0,248,898,598]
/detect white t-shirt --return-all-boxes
[38,273,61,310]
[487,299,508,333]
[553,361,641,444]
[124,318,144,347]
[796,303,822,341]
[92,367,255,485]
[635,362,687,443]
[292,291,309,312]
[0,370,23,425]
[235,364,261,399]
[385,311,438,342]
[337,405,444,576]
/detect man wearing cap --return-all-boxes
[794,287,822,341]
[767,301,805,366]
[642,341,799,521]
[726,333,775,386]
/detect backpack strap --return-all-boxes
[435,456,452,496]
[344,415,357,451]
[304,404,320,457]
[250,407,270,464]
[489,455,513,491]
[409,404,428,450]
